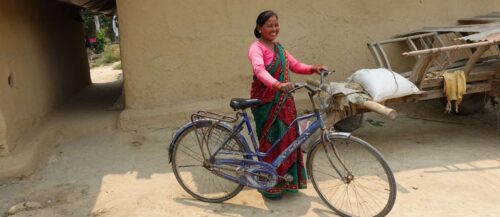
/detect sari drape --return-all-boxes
[250,43,307,197]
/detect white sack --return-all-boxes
[348,68,420,102]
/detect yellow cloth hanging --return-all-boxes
[442,70,466,113]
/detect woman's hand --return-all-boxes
[277,82,294,92]
[311,65,328,74]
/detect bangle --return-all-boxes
[272,81,281,90]
[310,65,320,74]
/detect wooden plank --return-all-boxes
[406,38,418,51]
[420,70,495,89]
[414,82,492,101]
[367,43,384,68]
[491,79,500,96]
[495,71,500,79]
[384,96,417,105]
[434,32,447,48]
[400,71,412,78]
[463,45,491,78]
[458,17,500,25]
[370,32,435,45]
[377,42,392,70]
[406,38,420,61]
[402,41,497,56]
[409,53,439,88]
[419,37,429,49]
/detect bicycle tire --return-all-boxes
[171,120,245,203]
[307,134,396,217]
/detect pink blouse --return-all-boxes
[248,41,313,88]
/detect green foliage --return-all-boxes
[80,9,117,54]
[90,44,121,68]
[99,16,116,42]
[81,10,97,37]
[102,44,120,63]
[80,9,120,67]
[113,63,122,70]
[89,30,106,54]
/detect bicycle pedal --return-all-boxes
[282,174,293,182]
[235,166,244,176]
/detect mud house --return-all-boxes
[1,0,499,172]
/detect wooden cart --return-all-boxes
[362,22,500,115]
[327,18,500,130]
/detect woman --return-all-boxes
[248,10,326,199]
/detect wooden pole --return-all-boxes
[402,41,499,56]
[409,53,439,88]
[463,45,491,78]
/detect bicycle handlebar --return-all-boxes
[287,69,333,95]
[319,69,333,85]
[288,69,398,119]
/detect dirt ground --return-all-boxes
[1,64,500,217]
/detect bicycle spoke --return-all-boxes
[322,182,345,199]
[178,146,204,162]
[312,169,340,179]
[336,185,349,212]
[356,183,384,211]
[172,122,245,202]
[352,183,377,216]
[351,182,366,217]
[355,181,389,204]
[309,136,396,217]
[346,185,354,215]
[353,181,385,211]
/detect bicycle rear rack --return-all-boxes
[190,111,241,161]
[190,110,238,124]
[190,111,238,147]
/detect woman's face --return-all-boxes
[258,16,279,41]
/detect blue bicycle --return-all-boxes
[168,71,396,217]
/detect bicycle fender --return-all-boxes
[303,132,352,153]
[168,120,250,163]
[168,121,194,163]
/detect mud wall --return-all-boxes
[0,111,6,155]
[0,0,91,155]
[116,0,500,129]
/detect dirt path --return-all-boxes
[1,65,500,216]
[90,62,122,84]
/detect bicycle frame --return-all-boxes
[205,74,355,183]
[210,101,326,170]
[169,70,359,192]
[169,70,396,215]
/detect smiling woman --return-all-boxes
[247,10,327,199]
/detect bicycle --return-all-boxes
[168,71,397,217]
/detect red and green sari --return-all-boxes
[250,43,307,198]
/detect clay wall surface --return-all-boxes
[0,0,91,155]
[0,112,6,155]
[116,0,500,129]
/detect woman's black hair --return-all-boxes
[254,10,278,38]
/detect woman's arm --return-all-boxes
[287,52,314,74]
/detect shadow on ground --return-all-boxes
[1,84,499,216]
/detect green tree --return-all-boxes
[80,10,116,54]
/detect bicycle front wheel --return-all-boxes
[307,134,396,217]
[172,120,245,203]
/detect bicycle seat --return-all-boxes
[229,98,262,110]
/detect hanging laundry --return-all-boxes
[442,70,466,113]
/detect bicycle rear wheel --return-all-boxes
[171,120,245,203]
[307,134,396,217]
